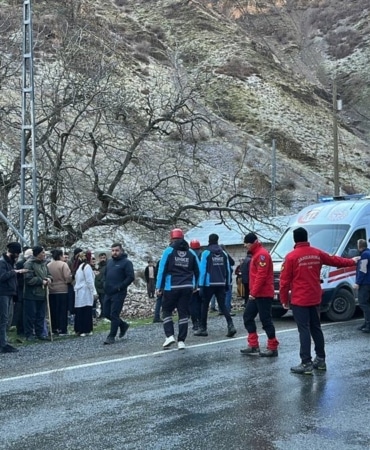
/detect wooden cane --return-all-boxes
[45,285,53,342]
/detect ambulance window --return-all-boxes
[342,229,366,257]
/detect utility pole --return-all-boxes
[333,79,340,196]
[271,138,276,216]
[20,0,38,246]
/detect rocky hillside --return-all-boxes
[0,0,370,255]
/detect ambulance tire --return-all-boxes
[324,289,356,322]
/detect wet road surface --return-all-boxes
[0,313,369,450]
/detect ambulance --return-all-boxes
[270,194,370,321]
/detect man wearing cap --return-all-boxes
[195,233,236,338]
[23,246,53,341]
[280,227,357,375]
[0,242,24,353]
[241,232,279,357]
[156,228,200,350]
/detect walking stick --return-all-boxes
[45,285,53,342]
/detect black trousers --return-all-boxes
[103,293,127,338]
[49,293,68,334]
[23,299,46,338]
[162,288,193,342]
[291,304,325,364]
[200,286,233,330]
[243,297,276,339]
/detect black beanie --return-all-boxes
[32,245,44,257]
[244,233,258,244]
[73,247,83,257]
[208,233,219,244]
[293,227,308,243]
[7,242,22,254]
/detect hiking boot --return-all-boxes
[357,322,366,331]
[240,346,260,355]
[178,341,186,350]
[361,323,370,333]
[104,336,115,345]
[1,344,19,353]
[259,349,278,357]
[163,335,176,349]
[312,357,327,371]
[194,328,208,337]
[226,324,237,338]
[119,322,130,338]
[290,362,313,375]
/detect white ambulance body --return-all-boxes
[270,195,370,321]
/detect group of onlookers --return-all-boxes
[0,242,135,353]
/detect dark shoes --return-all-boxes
[104,336,116,345]
[240,346,260,355]
[119,322,130,339]
[357,322,366,331]
[226,324,237,338]
[1,344,19,353]
[153,319,163,323]
[194,328,208,337]
[259,349,278,357]
[37,335,48,341]
[312,357,327,371]
[290,362,314,375]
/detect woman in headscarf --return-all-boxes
[74,251,96,336]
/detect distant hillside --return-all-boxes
[0,0,369,252]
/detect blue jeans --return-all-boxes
[0,295,11,348]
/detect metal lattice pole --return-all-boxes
[20,0,38,246]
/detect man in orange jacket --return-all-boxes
[240,233,279,357]
[280,227,357,375]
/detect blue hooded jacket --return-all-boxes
[199,244,231,288]
[156,239,200,291]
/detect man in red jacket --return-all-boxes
[240,233,279,357]
[280,227,357,375]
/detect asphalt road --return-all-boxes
[0,312,369,450]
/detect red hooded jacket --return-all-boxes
[249,241,274,298]
[279,242,356,307]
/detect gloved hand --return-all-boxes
[225,284,230,292]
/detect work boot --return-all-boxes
[194,328,208,337]
[119,322,130,338]
[104,336,115,345]
[312,357,327,371]
[362,322,370,333]
[226,323,237,338]
[290,362,313,375]
[240,346,260,355]
[357,322,366,331]
[259,348,278,357]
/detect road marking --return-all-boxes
[0,320,346,383]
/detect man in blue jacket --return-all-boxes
[156,228,200,350]
[355,239,370,333]
[0,242,24,353]
[195,233,237,338]
[103,243,135,345]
